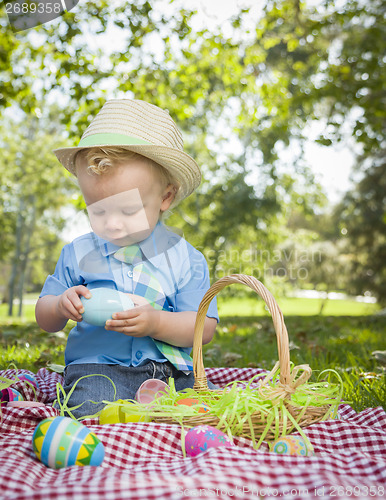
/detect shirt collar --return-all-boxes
[95,222,182,267]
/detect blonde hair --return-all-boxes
[75,147,179,217]
[75,147,179,190]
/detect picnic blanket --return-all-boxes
[1,368,385,500]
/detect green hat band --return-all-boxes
[78,133,152,147]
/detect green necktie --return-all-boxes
[113,245,193,372]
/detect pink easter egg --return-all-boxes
[135,379,169,404]
[7,401,45,408]
[185,425,234,457]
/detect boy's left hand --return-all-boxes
[105,304,161,337]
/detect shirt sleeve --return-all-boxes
[39,243,83,297]
[174,246,219,322]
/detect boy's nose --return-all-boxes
[105,215,123,232]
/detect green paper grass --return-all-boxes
[55,374,117,420]
[52,363,342,452]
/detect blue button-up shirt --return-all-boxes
[40,222,219,367]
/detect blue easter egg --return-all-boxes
[81,288,134,326]
[32,416,105,469]
[18,372,39,389]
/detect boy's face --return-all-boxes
[76,155,174,246]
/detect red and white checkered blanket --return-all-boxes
[1,368,385,499]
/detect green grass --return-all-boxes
[217,296,379,316]
[1,297,385,412]
[0,303,36,322]
[202,315,386,411]
[0,318,67,371]
[1,294,379,322]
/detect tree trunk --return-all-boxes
[8,196,25,317]
[17,197,36,317]
[210,238,226,282]
[318,291,329,315]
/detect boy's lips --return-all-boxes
[106,234,133,243]
[96,227,153,245]
[104,232,140,245]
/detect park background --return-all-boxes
[0,0,385,410]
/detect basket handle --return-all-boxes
[192,274,291,391]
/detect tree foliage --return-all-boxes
[337,157,386,304]
[0,0,385,307]
[0,111,75,314]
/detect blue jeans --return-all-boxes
[57,362,216,418]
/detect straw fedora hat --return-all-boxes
[54,99,201,206]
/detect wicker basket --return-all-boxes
[153,274,336,442]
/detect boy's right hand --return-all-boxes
[56,286,91,322]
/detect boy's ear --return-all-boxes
[160,184,177,211]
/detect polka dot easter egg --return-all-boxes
[81,288,134,327]
[328,408,340,420]
[185,425,234,457]
[272,435,314,456]
[32,416,105,469]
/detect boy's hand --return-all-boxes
[127,293,152,307]
[56,285,91,322]
[105,304,161,337]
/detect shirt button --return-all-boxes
[135,351,142,360]
[127,269,133,278]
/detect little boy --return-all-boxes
[35,99,218,417]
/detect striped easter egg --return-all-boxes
[18,372,39,389]
[32,416,105,469]
[1,388,24,405]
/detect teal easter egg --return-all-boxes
[81,288,134,326]
[32,416,105,469]
[272,435,314,456]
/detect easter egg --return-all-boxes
[176,398,209,413]
[99,400,148,424]
[135,379,169,404]
[7,401,45,408]
[185,425,233,457]
[81,288,134,326]
[1,388,24,405]
[272,435,314,456]
[18,373,39,389]
[32,416,105,469]
[328,408,340,420]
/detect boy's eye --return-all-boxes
[122,208,141,216]
[91,210,105,216]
